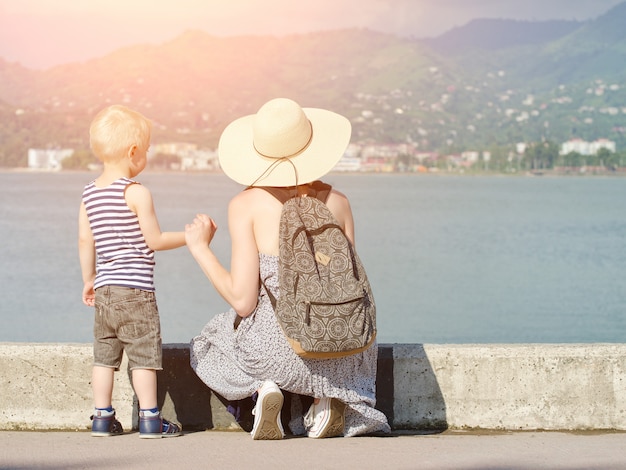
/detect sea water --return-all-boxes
[0,171,624,344]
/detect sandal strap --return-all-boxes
[162,419,181,435]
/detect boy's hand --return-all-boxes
[185,214,217,250]
[82,281,95,307]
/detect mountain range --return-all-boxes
[1,2,626,167]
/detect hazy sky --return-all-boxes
[0,0,623,69]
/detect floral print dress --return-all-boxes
[190,253,390,436]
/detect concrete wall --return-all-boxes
[1,343,624,432]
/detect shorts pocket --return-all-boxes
[115,295,157,341]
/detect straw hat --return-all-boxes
[218,98,351,187]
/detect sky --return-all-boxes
[0,0,623,69]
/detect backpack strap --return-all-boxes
[257,181,332,204]
[256,181,332,312]
[263,277,278,311]
[305,180,332,203]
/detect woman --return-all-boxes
[185,98,390,439]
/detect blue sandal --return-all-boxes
[91,410,124,437]
[139,411,182,439]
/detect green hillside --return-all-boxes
[1,3,626,168]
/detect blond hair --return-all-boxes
[89,105,151,161]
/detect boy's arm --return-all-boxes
[125,183,186,251]
[78,202,96,307]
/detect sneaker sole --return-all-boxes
[139,429,182,439]
[310,399,346,439]
[251,391,284,440]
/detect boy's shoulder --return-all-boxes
[84,176,139,188]
[124,180,150,197]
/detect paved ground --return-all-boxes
[1,430,625,470]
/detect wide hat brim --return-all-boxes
[218,107,351,187]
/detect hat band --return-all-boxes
[253,120,313,160]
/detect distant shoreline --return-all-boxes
[2,167,625,178]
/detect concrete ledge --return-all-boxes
[390,344,625,431]
[1,343,624,431]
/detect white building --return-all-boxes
[461,151,480,163]
[180,149,219,171]
[28,148,74,170]
[589,138,616,155]
[151,142,198,157]
[333,156,362,172]
[560,138,616,155]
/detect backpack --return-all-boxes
[261,182,376,359]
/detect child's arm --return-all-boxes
[125,183,186,251]
[78,202,96,307]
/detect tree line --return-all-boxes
[519,142,624,172]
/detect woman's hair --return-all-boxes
[89,105,151,161]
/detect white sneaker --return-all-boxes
[250,381,285,440]
[304,397,346,438]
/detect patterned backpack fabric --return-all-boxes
[261,182,376,359]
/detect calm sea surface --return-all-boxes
[0,171,624,344]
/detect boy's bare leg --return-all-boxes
[131,368,158,409]
[92,365,115,408]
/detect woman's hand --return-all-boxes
[185,214,217,252]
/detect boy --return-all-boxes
[78,104,185,438]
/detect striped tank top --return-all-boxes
[82,177,155,291]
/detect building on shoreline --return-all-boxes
[27,148,74,171]
[560,138,616,155]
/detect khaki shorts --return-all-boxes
[93,285,162,370]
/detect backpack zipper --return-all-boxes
[302,295,366,325]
